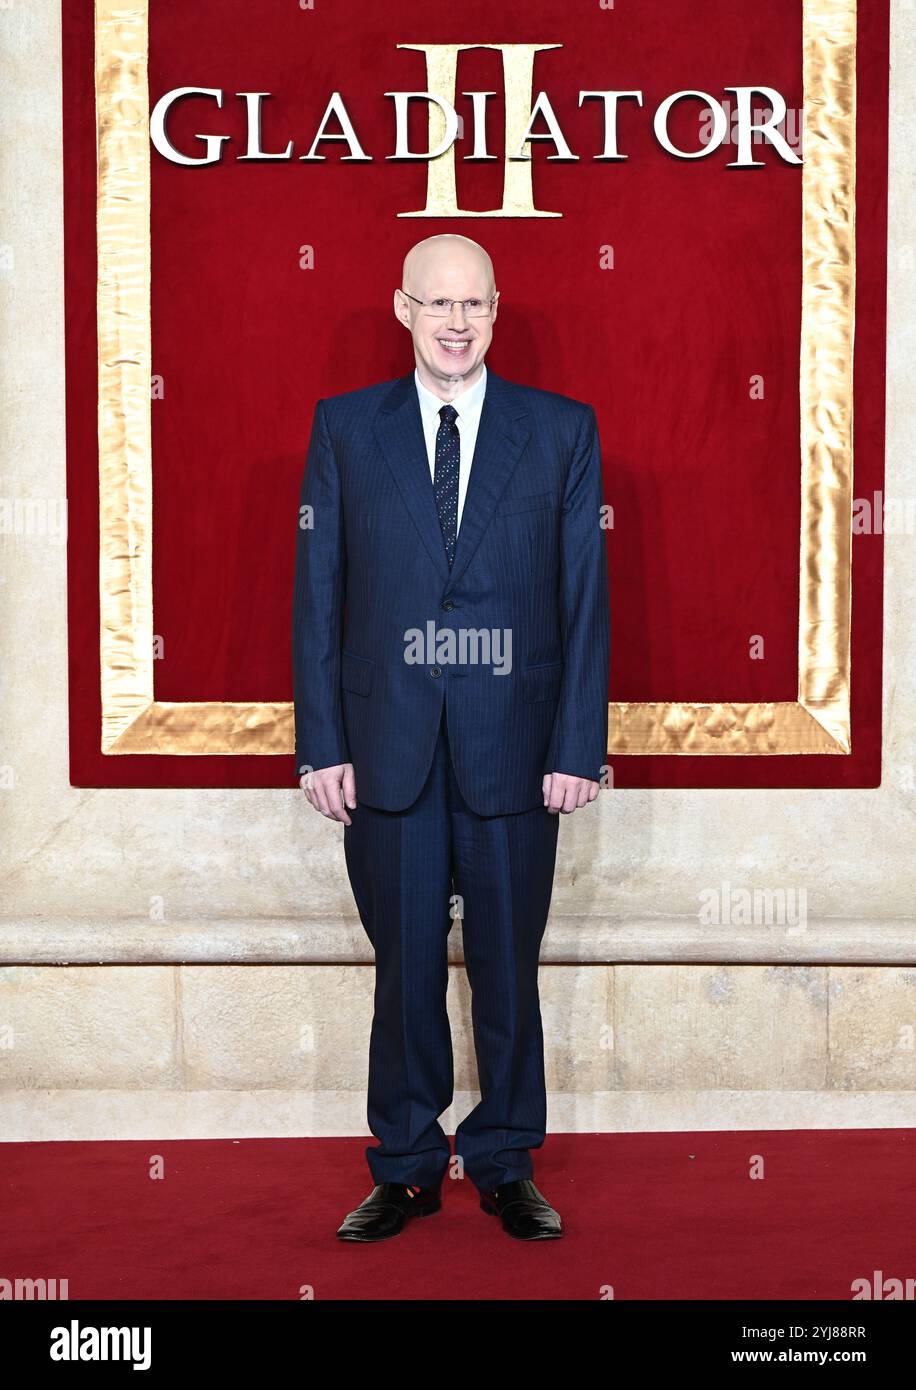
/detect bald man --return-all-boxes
[292,235,610,1242]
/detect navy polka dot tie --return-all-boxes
[434,403,460,568]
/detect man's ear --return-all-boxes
[393,288,410,328]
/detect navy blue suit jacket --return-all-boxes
[292,366,610,816]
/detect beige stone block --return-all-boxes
[828,967,916,1089]
[541,965,615,1091]
[614,965,828,1089]
[179,965,373,1090]
[0,966,178,1088]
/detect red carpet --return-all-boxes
[2,1130,913,1300]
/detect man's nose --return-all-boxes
[445,301,469,329]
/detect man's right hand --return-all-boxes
[301,763,357,826]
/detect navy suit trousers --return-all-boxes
[343,707,560,1192]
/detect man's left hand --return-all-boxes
[542,773,600,814]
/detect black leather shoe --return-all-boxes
[336,1182,442,1241]
[479,1179,563,1239]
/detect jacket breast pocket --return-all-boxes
[341,650,373,697]
[521,660,562,703]
[497,491,553,517]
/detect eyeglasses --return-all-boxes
[400,291,497,318]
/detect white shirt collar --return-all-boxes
[414,363,487,421]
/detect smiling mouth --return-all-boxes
[437,338,472,355]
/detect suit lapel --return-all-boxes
[372,367,531,589]
[449,370,530,588]
[373,372,450,582]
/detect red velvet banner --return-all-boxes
[64,0,888,788]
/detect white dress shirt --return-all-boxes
[414,364,488,534]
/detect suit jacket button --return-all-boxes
[430,666,442,678]
[442,600,455,611]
